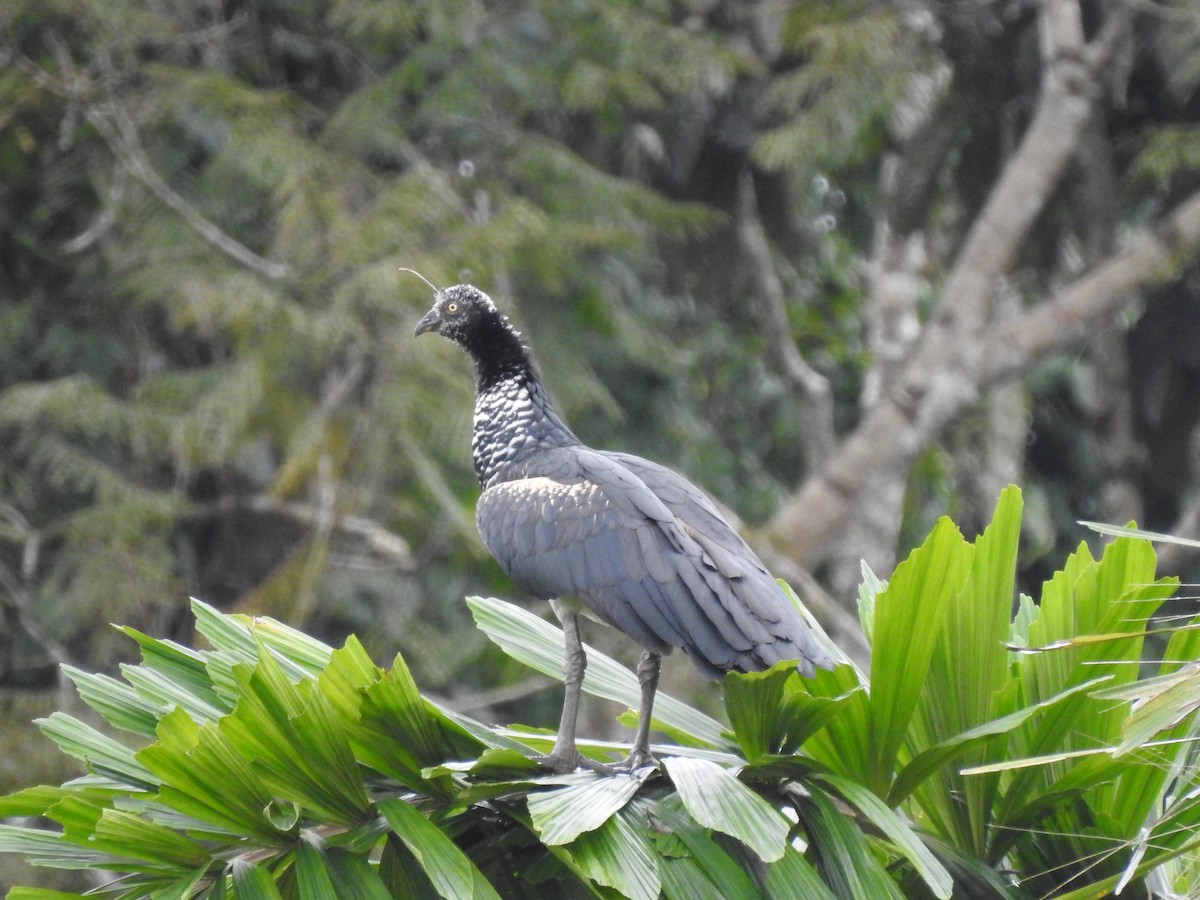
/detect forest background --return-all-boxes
[3,0,1200,891]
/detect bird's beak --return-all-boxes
[414,306,441,337]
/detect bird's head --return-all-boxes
[413,284,504,347]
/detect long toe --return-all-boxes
[619,746,659,773]
[537,749,584,774]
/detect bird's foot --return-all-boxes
[617,746,658,773]
[536,749,580,774]
[536,749,613,775]
[536,748,656,776]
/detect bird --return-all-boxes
[414,282,835,773]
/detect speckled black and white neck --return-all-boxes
[472,373,579,488]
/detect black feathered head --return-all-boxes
[413,284,503,342]
[414,284,532,387]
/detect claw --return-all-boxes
[536,749,655,777]
[536,750,587,774]
[619,746,659,773]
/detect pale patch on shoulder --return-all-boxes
[483,476,602,502]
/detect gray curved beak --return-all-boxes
[414,307,441,337]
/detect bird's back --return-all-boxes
[477,441,834,678]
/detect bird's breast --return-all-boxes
[472,382,538,484]
[472,379,574,487]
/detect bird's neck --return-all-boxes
[466,317,533,394]
[468,329,580,488]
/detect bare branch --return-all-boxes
[26,33,294,279]
[767,187,1200,564]
[186,494,415,569]
[1121,0,1200,24]
[441,677,550,715]
[982,192,1200,384]
[85,103,294,279]
[61,163,126,254]
[862,156,925,411]
[0,559,72,673]
[734,171,836,469]
[1159,480,1200,573]
[764,1,1141,568]
[932,1,1130,339]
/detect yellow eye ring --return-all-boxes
[446,302,459,313]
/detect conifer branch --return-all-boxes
[25,33,294,279]
[85,103,294,280]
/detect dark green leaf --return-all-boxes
[379,797,501,900]
[231,858,285,900]
[803,791,906,900]
[817,774,952,899]
[566,807,661,900]
[663,756,789,863]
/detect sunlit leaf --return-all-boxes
[137,708,284,843]
[1080,521,1200,549]
[468,596,730,749]
[663,756,789,863]
[724,662,856,763]
[60,666,162,737]
[890,676,1112,806]
[0,823,119,870]
[34,712,158,791]
[527,769,649,845]
[217,647,371,821]
[868,517,974,793]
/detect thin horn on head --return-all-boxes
[398,267,441,293]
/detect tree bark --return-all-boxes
[765,1,1148,573]
[769,187,1200,567]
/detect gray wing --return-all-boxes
[477,447,832,676]
[600,450,836,674]
[599,451,768,579]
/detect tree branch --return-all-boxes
[735,171,836,469]
[981,191,1200,386]
[764,1,1140,567]
[61,163,126,254]
[86,102,294,280]
[932,1,1129,338]
[767,187,1200,564]
[28,32,294,279]
[0,548,72,680]
[186,495,415,569]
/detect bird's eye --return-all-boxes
[446,302,459,313]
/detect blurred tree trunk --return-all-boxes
[763,1,1200,586]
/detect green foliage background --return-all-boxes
[3,1,1200,893]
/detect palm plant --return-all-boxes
[2,486,1198,898]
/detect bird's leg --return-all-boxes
[622,650,662,771]
[542,599,588,773]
